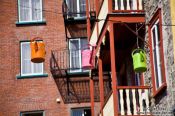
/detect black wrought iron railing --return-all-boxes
[51,49,86,71]
[62,0,96,20]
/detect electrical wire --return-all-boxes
[1,1,175,27]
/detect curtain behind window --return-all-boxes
[20,0,30,21]
[21,42,43,75]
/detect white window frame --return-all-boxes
[66,0,86,18]
[18,0,43,22]
[69,39,82,72]
[151,19,163,90]
[20,41,44,76]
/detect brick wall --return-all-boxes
[0,0,100,116]
[144,0,175,115]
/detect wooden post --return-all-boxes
[86,0,91,42]
[109,22,118,116]
[108,0,113,13]
[90,71,95,116]
[98,58,104,116]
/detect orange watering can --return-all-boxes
[30,37,46,63]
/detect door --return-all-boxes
[69,39,81,72]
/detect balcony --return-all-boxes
[101,86,151,116]
[62,0,96,39]
[89,0,145,46]
[50,49,112,103]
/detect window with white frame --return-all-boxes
[149,9,166,94]
[18,0,43,22]
[66,0,86,18]
[151,19,163,89]
[20,41,43,76]
[69,38,88,72]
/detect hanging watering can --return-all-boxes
[30,38,46,63]
[132,49,147,73]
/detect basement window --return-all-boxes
[20,111,44,116]
[71,107,91,116]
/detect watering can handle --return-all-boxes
[31,37,41,51]
[132,49,145,57]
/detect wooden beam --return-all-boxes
[109,15,145,23]
[109,22,118,116]
[90,76,95,116]
[98,58,104,116]
[86,0,91,42]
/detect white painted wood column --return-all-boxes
[119,89,125,115]
[126,89,132,115]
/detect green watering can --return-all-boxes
[132,49,147,73]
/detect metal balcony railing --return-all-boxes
[62,0,96,20]
[50,50,112,103]
[50,49,87,72]
[62,0,86,19]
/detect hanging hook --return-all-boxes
[136,24,140,49]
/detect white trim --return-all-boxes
[18,0,43,22]
[151,19,163,90]
[20,42,44,76]
[69,39,82,72]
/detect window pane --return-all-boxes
[33,62,43,74]
[80,39,88,50]
[20,0,31,21]
[69,39,81,70]
[32,0,42,21]
[21,43,32,74]
[151,21,163,89]
[72,109,83,116]
[21,42,43,75]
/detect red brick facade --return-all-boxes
[0,0,100,116]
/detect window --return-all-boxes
[71,108,91,116]
[20,41,43,76]
[18,0,43,22]
[20,111,44,116]
[69,38,88,72]
[66,0,86,18]
[149,9,166,96]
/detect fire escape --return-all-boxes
[50,0,112,103]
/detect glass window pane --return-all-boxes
[21,42,43,75]
[32,0,42,21]
[21,43,32,74]
[20,0,31,21]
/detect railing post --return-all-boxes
[138,0,143,10]
[119,89,125,115]
[132,89,137,115]
[132,0,137,10]
[120,0,124,10]
[90,71,95,116]
[126,89,132,115]
[86,0,91,42]
[114,0,118,10]
[126,0,131,10]
[109,22,118,116]
[98,58,104,116]
[108,0,112,12]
